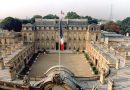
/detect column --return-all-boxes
[0,58,4,69]
[22,75,30,90]
[116,59,120,70]
[9,65,16,80]
[108,79,114,90]
[100,68,105,84]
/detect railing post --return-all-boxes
[22,75,30,90]
[116,59,120,70]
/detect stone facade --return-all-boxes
[22,19,100,52]
[0,30,35,80]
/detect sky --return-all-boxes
[0,0,130,20]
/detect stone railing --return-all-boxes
[75,76,100,81]
[0,80,23,89]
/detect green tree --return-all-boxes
[0,17,22,32]
[84,16,98,24]
[66,13,98,24]
[43,14,59,19]
[31,15,42,23]
[120,17,130,34]
[65,11,80,19]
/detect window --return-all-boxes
[74,43,76,50]
[74,33,76,40]
[47,32,49,40]
[79,35,81,40]
[52,32,54,40]
[47,42,49,49]
[5,39,7,44]
[69,27,72,30]
[69,34,71,40]
[42,33,44,40]
[52,43,54,49]
[69,43,71,49]
[26,27,29,30]
[24,27,26,30]
[83,34,86,40]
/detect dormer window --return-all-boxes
[23,27,26,30]
[69,27,72,30]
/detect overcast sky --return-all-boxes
[0,0,130,20]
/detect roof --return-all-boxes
[101,31,123,37]
[34,19,89,27]
[103,33,123,37]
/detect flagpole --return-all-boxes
[59,10,64,73]
[59,17,61,73]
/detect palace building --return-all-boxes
[22,19,100,52]
[0,19,130,90]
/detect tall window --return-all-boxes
[52,42,54,49]
[74,33,76,40]
[69,34,71,40]
[47,32,49,39]
[24,33,27,41]
[74,43,76,50]
[42,43,44,49]
[83,34,86,40]
[52,32,54,40]
[69,43,71,49]
[47,42,49,49]
[42,33,44,40]
[29,33,32,41]
[79,35,81,40]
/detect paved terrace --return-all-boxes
[29,53,93,77]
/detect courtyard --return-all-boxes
[29,53,93,77]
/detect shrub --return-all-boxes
[94,70,98,75]
[90,63,93,66]
[85,53,89,60]
[92,66,96,71]
[92,66,98,75]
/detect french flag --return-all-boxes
[60,20,64,51]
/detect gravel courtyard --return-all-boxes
[29,53,93,77]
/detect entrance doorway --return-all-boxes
[56,42,59,50]
[56,42,67,50]
[64,42,67,50]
